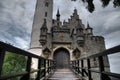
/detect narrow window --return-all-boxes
[45,12,47,17]
[45,2,49,7]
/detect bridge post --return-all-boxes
[81,60,84,79]
[98,56,104,80]
[75,60,77,71]
[50,61,52,72]
[0,49,5,76]
[87,59,92,80]
[77,60,79,73]
[43,59,46,77]
[36,58,41,80]
[74,61,76,70]
[47,60,50,73]
[20,56,32,80]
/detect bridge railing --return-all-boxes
[71,45,120,80]
[0,41,55,80]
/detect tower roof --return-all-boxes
[87,22,92,29]
[43,47,51,53]
[72,48,80,54]
[56,9,60,21]
[56,9,60,17]
[74,8,77,14]
[73,8,78,16]
[40,19,48,30]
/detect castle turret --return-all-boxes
[86,22,93,36]
[39,19,48,46]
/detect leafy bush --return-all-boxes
[2,52,27,80]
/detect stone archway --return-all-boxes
[53,48,70,69]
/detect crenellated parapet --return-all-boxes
[90,36,104,43]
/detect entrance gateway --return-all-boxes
[53,48,70,69]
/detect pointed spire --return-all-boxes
[56,9,60,17]
[43,47,51,53]
[63,20,66,25]
[63,20,68,28]
[74,7,78,15]
[56,9,60,21]
[87,22,92,29]
[86,22,93,35]
[73,47,80,54]
[87,22,90,28]
[63,20,65,23]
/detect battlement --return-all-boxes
[90,36,104,42]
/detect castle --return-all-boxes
[39,8,106,59]
[28,0,110,79]
[29,0,109,70]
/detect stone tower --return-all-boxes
[29,0,53,55]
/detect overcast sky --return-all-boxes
[0,0,120,73]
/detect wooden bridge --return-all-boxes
[0,41,120,80]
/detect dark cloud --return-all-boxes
[84,0,120,49]
[53,0,120,49]
[0,21,30,48]
[0,0,35,49]
[0,2,4,8]
[88,8,120,33]
[105,30,120,48]
[86,1,120,73]
[0,0,120,73]
[109,52,120,73]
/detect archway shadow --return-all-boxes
[53,48,70,69]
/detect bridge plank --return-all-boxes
[48,69,80,80]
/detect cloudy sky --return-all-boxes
[0,0,120,73]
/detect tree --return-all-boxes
[2,52,27,80]
[72,0,120,13]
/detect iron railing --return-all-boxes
[71,45,120,80]
[0,41,55,80]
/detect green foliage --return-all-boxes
[86,0,95,13]
[101,0,110,7]
[2,52,27,80]
[72,0,120,13]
